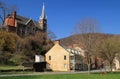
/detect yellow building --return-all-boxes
[45,41,83,71]
[114,57,120,70]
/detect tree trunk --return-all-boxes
[87,58,91,74]
[88,63,90,74]
[110,63,113,73]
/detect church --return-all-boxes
[4,4,47,37]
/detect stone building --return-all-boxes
[4,4,47,37]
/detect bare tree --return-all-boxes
[73,18,101,74]
[0,1,17,26]
[99,36,120,73]
[0,1,6,25]
[47,30,56,40]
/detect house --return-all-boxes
[4,4,47,37]
[45,41,85,71]
[114,57,120,70]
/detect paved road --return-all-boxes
[0,69,110,77]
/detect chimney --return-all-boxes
[12,11,16,19]
[12,11,16,26]
[54,40,60,45]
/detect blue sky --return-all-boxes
[3,0,120,39]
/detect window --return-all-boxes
[70,56,74,60]
[64,55,66,60]
[70,63,74,70]
[49,56,51,60]
[64,64,67,68]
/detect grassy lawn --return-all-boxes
[0,65,24,70]
[0,66,120,79]
[0,72,120,79]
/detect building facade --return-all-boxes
[4,4,47,37]
[45,41,85,71]
[114,57,120,70]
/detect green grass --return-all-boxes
[0,66,120,79]
[0,72,120,79]
[0,65,24,70]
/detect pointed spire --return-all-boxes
[40,3,46,19]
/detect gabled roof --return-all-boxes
[60,43,84,56]
[25,19,32,25]
[16,15,30,25]
[16,15,41,29]
[51,41,83,56]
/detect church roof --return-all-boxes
[5,3,47,30]
[16,15,29,25]
[15,15,43,29]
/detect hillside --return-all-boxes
[59,33,119,47]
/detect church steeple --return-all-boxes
[40,3,46,19]
[39,3,47,32]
